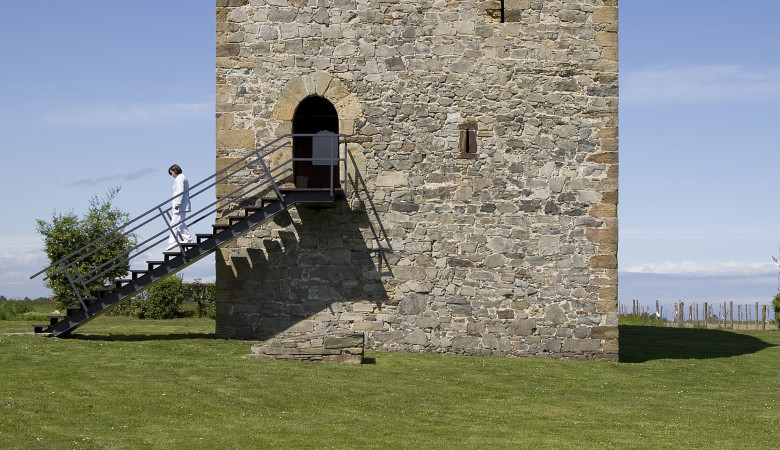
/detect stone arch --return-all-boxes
[270,71,361,136]
[269,72,365,193]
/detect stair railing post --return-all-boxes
[341,136,348,198]
[63,266,90,316]
[259,156,284,204]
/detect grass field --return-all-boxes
[1,314,778,449]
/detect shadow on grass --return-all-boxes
[619,325,775,363]
[70,333,217,342]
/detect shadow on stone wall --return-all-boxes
[216,200,392,341]
[619,326,775,363]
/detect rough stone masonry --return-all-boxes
[216,0,619,361]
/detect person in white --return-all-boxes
[167,164,193,250]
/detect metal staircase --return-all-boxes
[30,133,348,337]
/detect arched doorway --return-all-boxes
[292,96,339,189]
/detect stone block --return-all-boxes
[562,338,601,353]
[353,321,385,331]
[590,326,618,340]
[508,318,536,336]
[398,293,427,315]
[598,286,617,302]
[595,31,618,48]
[585,228,618,245]
[592,7,619,32]
[323,354,363,365]
[287,320,314,333]
[216,157,245,173]
[601,338,619,355]
[451,336,480,350]
[545,304,567,325]
[216,129,255,150]
[586,151,618,164]
[406,329,428,345]
[323,334,364,348]
[216,43,240,57]
[590,203,617,219]
[375,171,408,187]
[588,255,617,270]
[216,183,240,198]
[394,266,427,281]
[334,93,363,121]
[596,299,618,313]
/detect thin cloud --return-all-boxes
[0,250,51,298]
[620,260,777,278]
[621,64,780,105]
[43,102,212,128]
[0,235,42,251]
[0,250,47,283]
[621,226,775,241]
[65,167,155,188]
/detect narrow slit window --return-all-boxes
[458,121,478,159]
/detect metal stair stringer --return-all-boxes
[35,190,338,337]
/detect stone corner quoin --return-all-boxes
[214,0,619,361]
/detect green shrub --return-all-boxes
[106,278,215,320]
[773,292,780,326]
[618,313,666,327]
[135,275,183,319]
[182,279,215,319]
[105,297,139,317]
[0,300,33,321]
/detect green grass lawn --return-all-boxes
[1,315,778,449]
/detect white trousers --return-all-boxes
[169,210,193,245]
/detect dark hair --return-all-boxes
[168,164,182,175]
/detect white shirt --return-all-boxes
[171,173,191,212]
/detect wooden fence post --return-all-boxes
[755,302,759,326]
[730,301,734,328]
[689,304,693,324]
[762,305,767,330]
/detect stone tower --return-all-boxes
[215,0,619,360]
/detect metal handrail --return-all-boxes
[31,133,348,305]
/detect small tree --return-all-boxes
[773,292,780,326]
[36,187,135,308]
[774,252,780,326]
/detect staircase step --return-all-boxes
[115,279,131,289]
[130,270,147,280]
[196,233,213,244]
[228,215,246,225]
[32,324,48,333]
[66,306,82,317]
[162,251,187,262]
[49,316,64,325]
[147,260,164,271]
[245,206,265,214]
[261,198,277,206]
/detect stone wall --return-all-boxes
[216,0,619,361]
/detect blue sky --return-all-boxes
[1,2,778,316]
